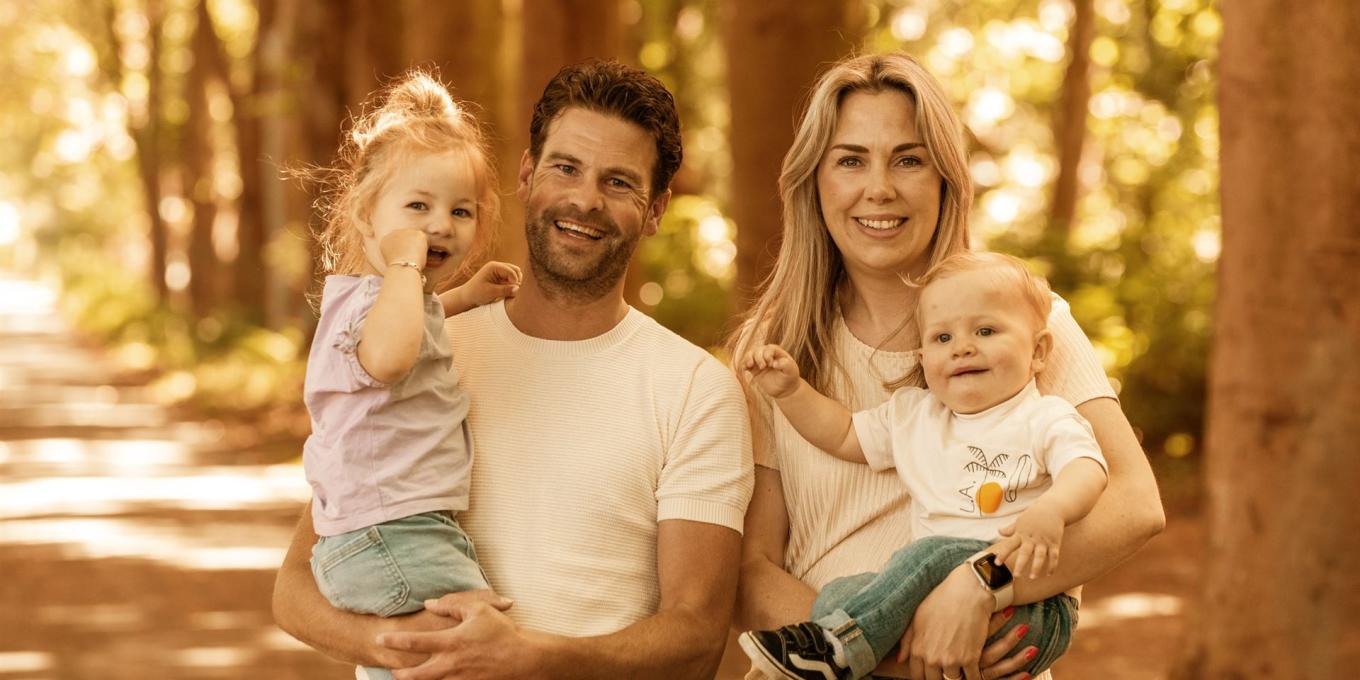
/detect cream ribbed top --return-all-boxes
[446,301,754,637]
[750,296,1113,678]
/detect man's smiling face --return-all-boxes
[518,107,668,301]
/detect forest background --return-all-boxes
[5,0,1357,677]
[2,0,1217,499]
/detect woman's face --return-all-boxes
[816,89,943,280]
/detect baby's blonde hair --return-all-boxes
[891,251,1052,390]
[308,70,500,295]
[916,251,1052,332]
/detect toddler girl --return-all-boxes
[301,71,520,680]
[739,251,1108,680]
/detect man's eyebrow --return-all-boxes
[543,151,582,165]
[829,142,926,153]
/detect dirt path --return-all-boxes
[0,272,1200,679]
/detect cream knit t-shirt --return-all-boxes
[446,301,754,637]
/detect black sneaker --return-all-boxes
[738,621,851,680]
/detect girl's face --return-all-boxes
[816,89,943,281]
[360,149,481,290]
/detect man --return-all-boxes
[273,61,753,679]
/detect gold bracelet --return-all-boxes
[386,260,426,284]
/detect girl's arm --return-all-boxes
[438,261,522,317]
[744,344,865,464]
[357,230,429,384]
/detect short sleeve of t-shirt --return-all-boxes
[1038,295,1117,407]
[318,276,388,390]
[1034,396,1108,478]
[656,356,755,534]
[852,387,930,473]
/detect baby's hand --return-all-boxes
[743,344,801,399]
[378,229,430,267]
[464,261,523,306]
[991,504,1065,580]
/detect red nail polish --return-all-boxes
[1018,674,1031,680]
[1003,606,1015,618]
[1015,624,1030,638]
[1024,646,1038,660]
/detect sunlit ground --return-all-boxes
[0,272,347,679]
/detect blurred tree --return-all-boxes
[1174,0,1360,676]
[185,0,228,317]
[720,0,864,307]
[1048,0,1092,236]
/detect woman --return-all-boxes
[728,53,1165,680]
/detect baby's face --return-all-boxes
[917,269,1047,414]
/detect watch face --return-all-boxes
[974,553,1013,589]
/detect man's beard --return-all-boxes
[525,205,639,303]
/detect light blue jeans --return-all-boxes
[811,535,1078,680]
[311,511,489,680]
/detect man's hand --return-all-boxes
[992,505,1065,580]
[378,593,534,680]
[380,229,431,267]
[743,344,801,399]
[463,261,523,306]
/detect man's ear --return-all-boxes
[516,150,534,202]
[1031,328,1054,374]
[643,189,672,237]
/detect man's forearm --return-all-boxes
[528,605,729,680]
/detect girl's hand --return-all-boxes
[742,344,800,398]
[993,505,1064,580]
[464,261,523,306]
[379,228,430,266]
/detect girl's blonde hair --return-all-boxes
[309,70,500,296]
[728,52,973,396]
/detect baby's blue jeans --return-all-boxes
[311,511,489,680]
[812,535,1078,680]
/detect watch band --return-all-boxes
[967,549,1015,613]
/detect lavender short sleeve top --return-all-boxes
[302,275,472,536]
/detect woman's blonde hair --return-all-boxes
[308,69,500,299]
[728,52,974,395]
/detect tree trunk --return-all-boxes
[1176,1,1360,677]
[184,0,225,318]
[1048,0,1094,237]
[720,1,863,309]
[138,0,169,302]
[229,0,279,324]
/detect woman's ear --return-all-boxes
[1031,328,1054,374]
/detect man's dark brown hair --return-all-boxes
[528,60,683,198]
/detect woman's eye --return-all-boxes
[897,155,923,167]
[836,156,863,167]
[406,201,428,211]
[453,207,473,218]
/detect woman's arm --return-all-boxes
[1009,396,1165,602]
[734,464,817,630]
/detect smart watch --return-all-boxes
[967,549,1014,612]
